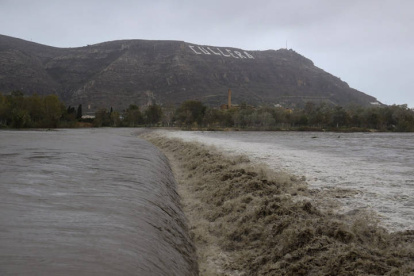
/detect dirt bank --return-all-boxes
[143,133,414,276]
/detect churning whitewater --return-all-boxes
[160,130,414,232]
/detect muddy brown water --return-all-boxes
[0,129,197,275]
[162,130,414,232]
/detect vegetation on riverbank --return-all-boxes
[2,91,413,132]
[144,133,414,275]
[0,92,87,128]
[0,92,162,128]
[97,99,414,132]
[172,100,414,132]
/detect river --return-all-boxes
[160,130,414,232]
[0,128,197,275]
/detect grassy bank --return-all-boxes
[143,133,414,275]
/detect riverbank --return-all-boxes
[143,132,414,275]
[174,126,381,132]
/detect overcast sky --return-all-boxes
[1,0,413,107]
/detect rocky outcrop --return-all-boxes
[0,34,378,112]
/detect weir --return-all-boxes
[0,129,198,275]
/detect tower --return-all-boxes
[228,89,232,109]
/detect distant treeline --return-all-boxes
[1,92,414,131]
[0,91,81,128]
[97,100,414,132]
[0,91,163,128]
[93,104,163,127]
[170,100,414,132]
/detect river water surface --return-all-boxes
[0,129,197,275]
[161,130,414,232]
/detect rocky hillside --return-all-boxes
[0,34,379,112]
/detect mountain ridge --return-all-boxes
[0,34,379,112]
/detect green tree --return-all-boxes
[391,105,414,131]
[7,91,30,127]
[42,95,65,128]
[0,92,78,128]
[144,104,162,126]
[76,104,83,120]
[175,100,206,127]
[296,112,309,126]
[331,106,350,128]
[27,94,45,125]
[123,104,143,127]
[363,108,381,129]
[61,105,76,124]
[272,107,290,127]
[257,111,275,128]
[94,108,111,127]
[0,93,11,126]
[308,103,332,127]
[11,108,30,128]
[110,111,121,127]
[161,103,176,127]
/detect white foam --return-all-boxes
[160,130,414,232]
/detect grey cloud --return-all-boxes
[0,0,413,106]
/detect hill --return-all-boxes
[0,34,379,112]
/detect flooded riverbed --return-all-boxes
[0,129,197,275]
[161,130,414,232]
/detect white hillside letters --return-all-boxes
[188,45,254,59]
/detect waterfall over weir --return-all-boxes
[0,129,198,275]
